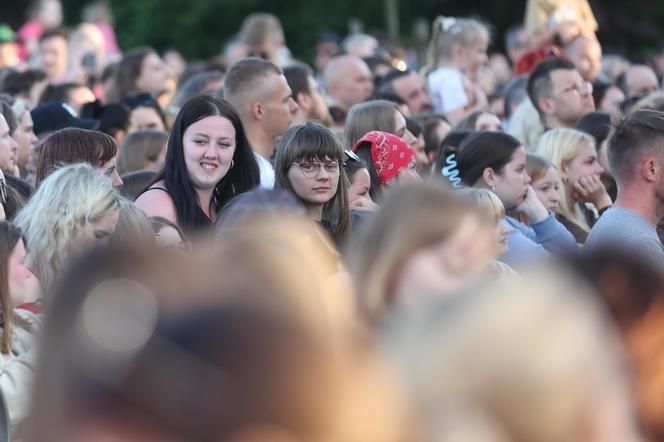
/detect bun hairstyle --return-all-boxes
[425,16,490,76]
[449,131,522,187]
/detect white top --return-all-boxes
[427,67,470,114]
[255,152,275,189]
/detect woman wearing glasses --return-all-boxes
[274,122,350,245]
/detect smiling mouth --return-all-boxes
[200,162,218,172]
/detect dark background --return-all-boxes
[1,0,663,64]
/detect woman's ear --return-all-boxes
[482,167,495,189]
[560,161,569,183]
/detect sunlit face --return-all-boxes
[548,69,595,126]
[598,86,625,114]
[183,115,236,190]
[387,160,422,188]
[394,213,495,309]
[155,225,186,250]
[392,72,432,114]
[494,219,509,257]
[475,112,502,132]
[129,106,166,133]
[263,73,298,139]
[335,59,374,109]
[532,166,561,212]
[458,37,489,75]
[393,110,417,147]
[0,115,17,174]
[14,112,36,169]
[411,134,430,173]
[96,155,123,188]
[491,147,531,210]
[563,141,604,200]
[8,239,33,307]
[287,156,340,208]
[89,211,120,247]
[347,168,371,203]
[135,53,170,97]
[39,35,68,79]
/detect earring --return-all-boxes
[230,159,235,169]
[491,184,496,192]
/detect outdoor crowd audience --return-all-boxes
[1,0,664,440]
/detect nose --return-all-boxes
[10,137,17,152]
[316,165,330,179]
[288,97,298,114]
[524,173,532,185]
[596,163,604,175]
[112,171,123,188]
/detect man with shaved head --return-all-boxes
[617,65,660,98]
[323,54,373,126]
[225,57,298,188]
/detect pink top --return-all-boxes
[16,20,43,61]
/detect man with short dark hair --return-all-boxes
[527,57,594,129]
[586,109,664,266]
[377,69,432,115]
[38,28,68,83]
[283,63,331,127]
[224,57,297,188]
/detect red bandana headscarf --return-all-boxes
[352,131,415,184]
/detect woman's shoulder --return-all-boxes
[134,181,177,223]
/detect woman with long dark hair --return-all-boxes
[135,95,260,233]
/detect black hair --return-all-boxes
[353,142,382,201]
[405,116,423,137]
[38,28,68,44]
[38,82,84,105]
[433,131,473,176]
[455,131,522,186]
[369,91,407,106]
[147,95,260,232]
[575,111,611,146]
[122,92,167,129]
[98,103,131,138]
[376,69,411,93]
[283,63,313,101]
[342,150,368,184]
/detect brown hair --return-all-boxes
[36,127,117,186]
[117,129,168,174]
[344,99,399,148]
[106,47,155,103]
[223,57,282,115]
[608,109,664,182]
[348,181,480,323]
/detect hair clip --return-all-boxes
[0,170,7,207]
[441,17,458,33]
[441,153,462,188]
[342,149,360,166]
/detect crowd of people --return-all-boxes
[0,0,664,440]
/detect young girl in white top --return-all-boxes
[426,16,490,126]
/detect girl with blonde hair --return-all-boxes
[535,127,611,243]
[14,163,121,291]
[348,181,496,324]
[425,16,491,125]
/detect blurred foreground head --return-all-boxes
[386,268,642,442]
[28,241,411,441]
[348,180,496,325]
